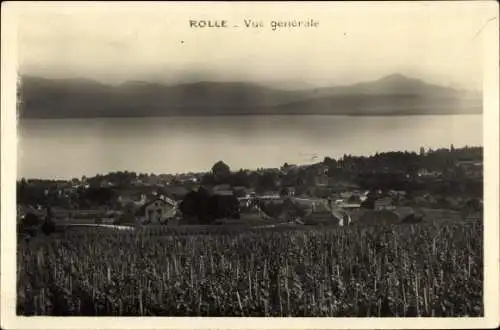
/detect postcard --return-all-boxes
[1,1,499,329]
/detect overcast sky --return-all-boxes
[14,2,495,90]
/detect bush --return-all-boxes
[179,188,240,224]
[114,213,135,226]
[18,213,41,235]
[41,218,56,235]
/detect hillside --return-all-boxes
[18,74,482,118]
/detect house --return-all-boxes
[212,184,235,198]
[164,186,190,201]
[176,173,198,184]
[374,197,395,211]
[347,194,363,204]
[291,197,317,208]
[231,186,246,197]
[117,190,146,207]
[159,174,174,182]
[340,191,353,200]
[99,180,114,188]
[318,165,329,175]
[280,187,296,197]
[304,200,350,227]
[456,160,482,169]
[417,169,442,178]
[213,190,234,197]
[238,197,253,209]
[388,190,407,201]
[134,198,177,226]
[339,202,361,210]
[455,160,482,178]
[213,184,231,193]
[417,168,430,177]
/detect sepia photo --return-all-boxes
[1,1,499,329]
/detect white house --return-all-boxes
[134,198,177,226]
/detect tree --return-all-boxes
[179,188,240,224]
[179,191,201,218]
[41,217,56,235]
[257,172,279,193]
[20,213,41,228]
[282,198,308,220]
[201,173,216,186]
[211,161,230,177]
[323,157,335,165]
[213,195,240,219]
[82,187,115,207]
[230,170,250,187]
[258,200,285,219]
[179,188,216,224]
[114,203,136,225]
[18,212,41,237]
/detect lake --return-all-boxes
[17,115,482,179]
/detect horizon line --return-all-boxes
[17,72,483,93]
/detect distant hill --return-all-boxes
[18,74,482,118]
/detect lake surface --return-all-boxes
[17,115,482,179]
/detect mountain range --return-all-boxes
[18,74,482,118]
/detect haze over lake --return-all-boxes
[18,114,482,179]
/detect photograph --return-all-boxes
[1,1,499,329]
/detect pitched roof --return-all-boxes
[164,186,190,200]
[214,190,234,196]
[311,201,331,213]
[374,197,393,205]
[134,198,175,216]
[213,184,231,191]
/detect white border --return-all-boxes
[2,1,499,329]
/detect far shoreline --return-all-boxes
[18,112,483,120]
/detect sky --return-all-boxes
[14,1,495,90]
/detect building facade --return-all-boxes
[135,198,177,226]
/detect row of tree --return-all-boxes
[17,182,116,209]
[324,146,482,175]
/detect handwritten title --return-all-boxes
[189,19,320,31]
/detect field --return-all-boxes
[17,219,483,317]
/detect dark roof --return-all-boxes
[311,202,331,213]
[213,184,231,191]
[164,186,190,200]
[214,190,234,196]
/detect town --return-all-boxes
[17,145,483,234]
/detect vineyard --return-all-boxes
[17,220,483,317]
